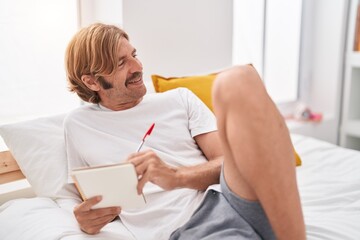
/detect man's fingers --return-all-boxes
[134,160,149,177]
[126,152,139,160]
[137,173,149,194]
[127,150,155,166]
[86,212,119,226]
[80,214,118,235]
[127,150,149,161]
[82,207,121,220]
[76,196,102,212]
[75,206,121,235]
[127,154,145,166]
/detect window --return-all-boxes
[233,0,303,103]
[0,0,80,124]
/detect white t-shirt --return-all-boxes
[64,88,218,240]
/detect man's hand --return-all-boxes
[127,150,179,194]
[73,196,121,235]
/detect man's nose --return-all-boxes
[129,57,143,73]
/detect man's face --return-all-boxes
[97,38,146,109]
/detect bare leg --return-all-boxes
[212,65,306,239]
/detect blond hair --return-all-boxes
[65,23,129,103]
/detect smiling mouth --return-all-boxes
[127,77,142,84]
[125,72,143,87]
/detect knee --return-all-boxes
[212,65,266,106]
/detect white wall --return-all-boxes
[0,0,233,123]
[122,0,233,92]
[121,0,347,144]
[0,0,349,145]
[79,0,123,27]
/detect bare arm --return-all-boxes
[128,131,223,193]
[177,131,223,190]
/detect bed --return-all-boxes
[0,114,360,240]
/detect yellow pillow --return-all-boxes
[151,73,217,111]
[151,72,302,167]
[295,151,302,166]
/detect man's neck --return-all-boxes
[99,98,143,111]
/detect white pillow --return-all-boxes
[0,114,75,199]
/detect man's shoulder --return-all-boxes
[68,104,98,115]
[145,88,194,109]
[147,88,193,101]
[166,87,192,96]
[64,104,99,125]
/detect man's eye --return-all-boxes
[118,61,124,67]
[133,54,138,58]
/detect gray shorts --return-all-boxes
[169,168,275,240]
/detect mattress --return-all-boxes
[0,134,359,240]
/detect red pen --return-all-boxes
[136,123,155,152]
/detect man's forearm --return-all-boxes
[175,157,223,191]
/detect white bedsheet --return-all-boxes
[1,134,360,240]
[0,197,136,240]
[292,134,360,240]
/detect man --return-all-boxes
[64,23,305,239]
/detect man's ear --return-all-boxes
[81,75,100,91]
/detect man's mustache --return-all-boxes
[126,72,143,83]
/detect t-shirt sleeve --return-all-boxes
[177,88,217,137]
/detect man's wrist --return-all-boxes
[173,167,186,189]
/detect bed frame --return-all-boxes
[0,150,24,184]
[0,150,34,205]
